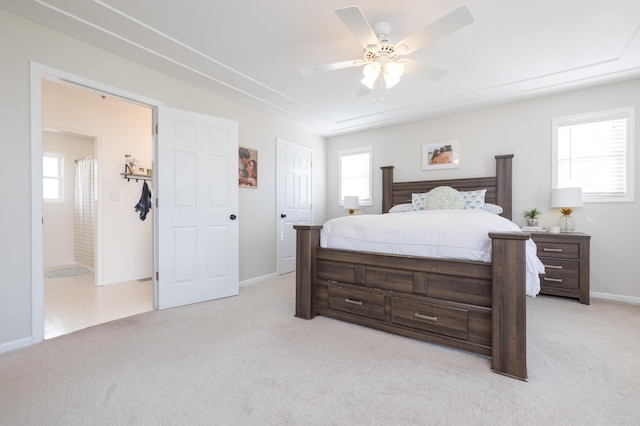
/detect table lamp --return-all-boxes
[550,187,583,232]
[343,196,360,215]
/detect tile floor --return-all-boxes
[44,267,153,339]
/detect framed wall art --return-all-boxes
[422,140,460,170]
[238,146,258,188]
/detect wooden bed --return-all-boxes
[294,154,533,381]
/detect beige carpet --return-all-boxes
[1,273,639,425]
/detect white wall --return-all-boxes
[0,10,326,351]
[43,80,154,285]
[43,131,94,268]
[327,78,640,302]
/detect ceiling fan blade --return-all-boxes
[301,60,362,76]
[335,6,379,50]
[397,5,473,54]
[403,59,448,81]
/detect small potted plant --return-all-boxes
[523,208,541,226]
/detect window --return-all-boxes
[43,152,64,202]
[339,147,372,207]
[552,107,634,202]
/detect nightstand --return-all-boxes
[530,232,591,304]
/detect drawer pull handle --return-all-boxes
[543,248,563,252]
[344,298,363,306]
[544,277,563,283]
[544,264,563,269]
[414,313,438,322]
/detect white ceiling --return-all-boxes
[3,0,640,136]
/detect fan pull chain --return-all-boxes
[372,77,385,104]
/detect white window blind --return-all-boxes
[553,107,634,203]
[339,147,372,206]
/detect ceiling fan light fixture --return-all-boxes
[361,62,381,89]
[383,61,405,89]
[383,75,401,89]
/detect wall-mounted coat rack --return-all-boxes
[121,173,152,182]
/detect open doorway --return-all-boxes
[41,79,154,339]
[31,64,240,345]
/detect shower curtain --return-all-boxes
[74,155,96,270]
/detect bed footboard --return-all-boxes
[294,225,530,381]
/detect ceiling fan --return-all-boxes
[302,5,474,92]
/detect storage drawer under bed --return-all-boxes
[390,297,469,340]
[327,286,386,321]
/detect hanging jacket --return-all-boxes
[134,181,152,221]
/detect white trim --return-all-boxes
[30,62,163,347]
[30,65,44,344]
[591,292,640,305]
[0,337,33,355]
[239,272,279,288]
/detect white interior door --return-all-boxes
[277,139,312,274]
[157,106,239,309]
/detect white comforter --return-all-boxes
[320,209,544,297]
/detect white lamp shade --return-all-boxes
[343,196,360,210]
[551,187,583,208]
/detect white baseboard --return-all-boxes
[0,336,33,355]
[591,292,640,305]
[44,261,78,268]
[240,272,278,288]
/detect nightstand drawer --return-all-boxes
[328,286,386,321]
[539,258,579,290]
[535,241,580,260]
[390,297,469,340]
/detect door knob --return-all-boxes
[280,214,287,218]
[230,214,237,220]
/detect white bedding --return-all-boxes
[320,209,544,297]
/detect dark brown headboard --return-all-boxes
[381,154,513,220]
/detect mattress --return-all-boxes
[320,209,544,297]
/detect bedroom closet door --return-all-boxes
[156,106,239,309]
[277,139,312,274]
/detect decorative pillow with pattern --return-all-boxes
[483,203,504,215]
[411,193,428,210]
[461,189,487,210]
[389,203,413,213]
[412,186,464,211]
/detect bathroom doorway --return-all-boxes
[42,80,154,339]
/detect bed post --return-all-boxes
[489,231,529,381]
[381,166,394,213]
[495,154,513,220]
[293,225,322,320]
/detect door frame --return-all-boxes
[30,62,162,344]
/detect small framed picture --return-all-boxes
[238,147,258,188]
[422,140,460,170]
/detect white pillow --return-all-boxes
[483,203,504,215]
[461,189,487,210]
[412,186,464,211]
[388,203,413,213]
